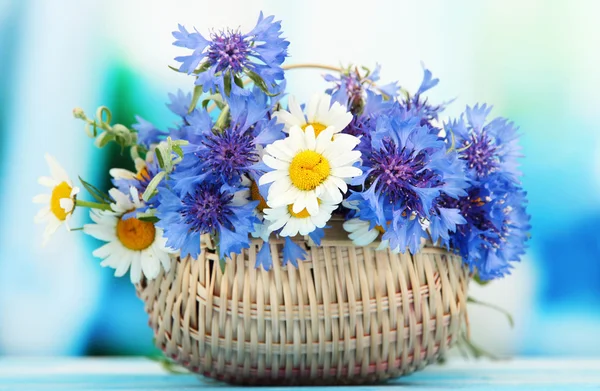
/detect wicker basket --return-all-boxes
[136,226,470,385]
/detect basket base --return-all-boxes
[137,236,469,386]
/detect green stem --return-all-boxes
[75,199,112,211]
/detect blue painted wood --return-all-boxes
[0,358,598,390]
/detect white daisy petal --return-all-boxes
[45,154,70,183]
[274,110,304,129]
[263,155,290,170]
[38,176,58,188]
[59,198,74,214]
[305,195,319,216]
[288,96,306,125]
[109,168,136,180]
[141,251,160,280]
[130,253,143,284]
[306,93,320,123]
[331,166,363,178]
[33,194,51,204]
[114,252,132,277]
[259,169,288,185]
[34,207,51,223]
[42,218,62,246]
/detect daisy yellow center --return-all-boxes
[302,122,327,137]
[289,150,331,191]
[116,216,156,251]
[250,181,269,212]
[375,225,386,234]
[50,182,74,221]
[287,199,321,219]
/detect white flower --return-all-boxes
[264,200,337,237]
[343,218,384,247]
[343,217,403,252]
[33,154,80,245]
[109,151,154,183]
[274,93,353,136]
[259,126,362,216]
[84,188,176,283]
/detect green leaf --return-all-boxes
[155,147,166,169]
[188,83,203,114]
[467,296,514,328]
[472,273,490,286]
[193,61,212,75]
[223,71,232,97]
[78,176,111,204]
[233,75,245,89]
[138,216,160,223]
[168,65,181,72]
[142,171,166,202]
[244,69,279,97]
[172,145,184,158]
[219,257,227,274]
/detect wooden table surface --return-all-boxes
[0,357,598,390]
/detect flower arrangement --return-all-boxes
[33,12,530,383]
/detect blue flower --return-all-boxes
[173,12,289,95]
[342,90,394,155]
[399,66,449,129]
[282,237,306,268]
[167,89,192,117]
[171,92,284,189]
[256,242,273,270]
[348,112,468,253]
[325,64,399,111]
[440,174,530,280]
[446,103,522,183]
[156,182,259,259]
[133,116,168,147]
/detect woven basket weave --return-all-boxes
[136,228,470,385]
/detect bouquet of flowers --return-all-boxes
[34,12,530,384]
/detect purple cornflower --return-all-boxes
[440,174,530,280]
[325,64,399,112]
[156,183,258,259]
[348,112,469,253]
[173,12,289,95]
[446,104,521,182]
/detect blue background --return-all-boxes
[0,0,598,357]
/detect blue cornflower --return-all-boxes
[133,116,168,147]
[325,64,399,111]
[173,12,289,95]
[399,66,449,129]
[156,182,259,259]
[447,104,522,183]
[342,90,394,155]
[172,91,284,190]
[440,174,530,280]
[282,237,306,268]
[167,89,192,117]
[348,112,468,253]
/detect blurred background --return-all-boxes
[0,0,598,357]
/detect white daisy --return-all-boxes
[264,200,337,237]
[33,154,80,245]
[259,126,362,215]
[343,218,387,248]
[109,151,154,184]
[84,187,176,283]
[274,93,353,137]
